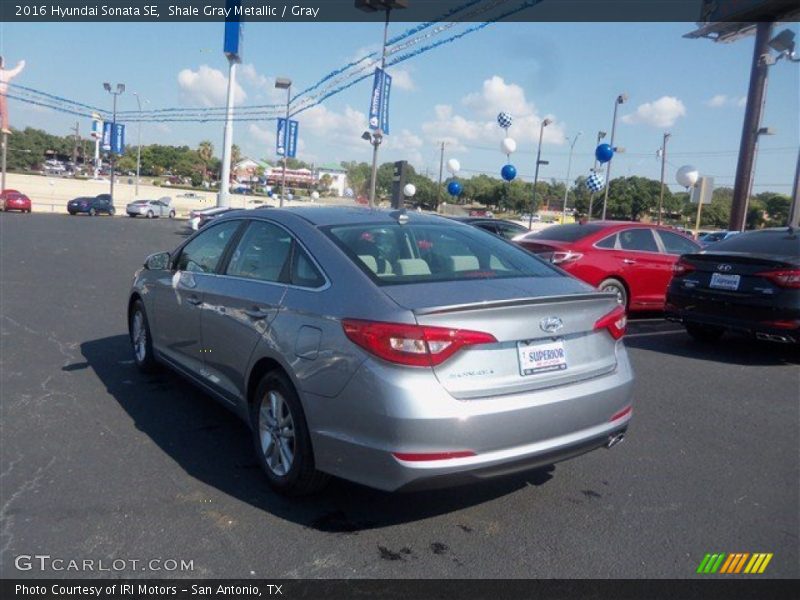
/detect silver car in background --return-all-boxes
[126,197,175,218]
[128,208,633,495]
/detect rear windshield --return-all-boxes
[707,229,799,257]
[523,223,606,242]
[325,222,559,286]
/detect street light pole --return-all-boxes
[602,93,627,221]
[275,78,292,207]
[657,132,671,225]
[587,130,606,221]
[103,82,125,203]
[562,131,581,224]
[218,57,238,208]
[529,118,551,229]
[133,92,148,197]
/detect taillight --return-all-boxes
[673,258,696,277]
[594,306,627,340]
[342,319,497,367]
[551,250,583,265]
[760,319,800,330]
[755,269,800,289]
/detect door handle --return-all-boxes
[186,295,202,306]
[244,307,271,319]
[623,259,636,265]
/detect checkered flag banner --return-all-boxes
[497,112,513,129]
[586,172,605,192]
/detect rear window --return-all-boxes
[523,223,606,242]
[325,222,559,286]
[707,229,800,257]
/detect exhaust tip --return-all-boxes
[606,433,625,449]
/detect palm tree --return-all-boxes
[230,144,242,180]
[197,141,213,183]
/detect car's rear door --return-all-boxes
[616,227,673,309]
[199,219,291,403]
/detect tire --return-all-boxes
[685,323,724,343]
[108,207,116,216]
[128,213,136,217]
[250,371,329,496]
[168,210,176,219]
[88,208,97,216]
[146,210,154,219]
[129,300,158,373]
[599,278,628,308]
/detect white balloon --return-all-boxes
[311,191,320,200]
[501,137,517,155]
[403,183,416,197]
[676,165,699,188]
[446,158,460,175]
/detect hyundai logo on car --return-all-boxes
[540,316,564,333]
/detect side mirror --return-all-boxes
[145,251,171,271]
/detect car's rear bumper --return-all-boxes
[305,344,634,491]
[666,289,800,343]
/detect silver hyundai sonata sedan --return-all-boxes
[128,207,633,495]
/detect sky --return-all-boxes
[1,19,798,194]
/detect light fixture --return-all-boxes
[116,83,125,94]
[103,82,111,92]
[361,131,372,141]
[598,131,607,139]
[757,127,776,136]
[617,93,628,104]
[275,77,292,89]
[542,118,552,127]
[769,29,795,55]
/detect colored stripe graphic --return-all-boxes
[699,552,774,574]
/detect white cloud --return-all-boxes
[384,128,424,166]
[706,94,728,108]
[391,69,416,91]
[421,76,566,152]
[177,65,246,107]
[622,96,686,128]
[238,63,270,90]
[705,94,747,109]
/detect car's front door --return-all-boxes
[200,220,292,403]
[151,220,242,375]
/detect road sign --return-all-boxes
[368,68,392,134]
[276,118,299,158]
[111,123,125,155]
[691,176,714,205]
[102,122,112,151]
[224,0,243,61]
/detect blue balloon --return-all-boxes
[501,164,517,182]
[595,143,614,164]
[447,180,462,196]
[267,189,273,197]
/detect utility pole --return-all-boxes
[730,21,773,232]
[587,130,606,221]
[1,133,6,192]
[436,141,445,211]
[562,131,581,224]
[790,147,800,228]
[657,132,671,225]
[70,122,80,167]
[602,93,627,220]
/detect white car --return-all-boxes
[126,197,175,218]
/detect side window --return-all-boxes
[658,230,699,255]
[595,233,617,249]
[226,221,292,283]
[291,245,326,288]
[177,221,240,273]
[619,228,659,253]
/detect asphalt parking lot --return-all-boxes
[1,212,798,579]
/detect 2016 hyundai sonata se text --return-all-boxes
[128,208,634,495]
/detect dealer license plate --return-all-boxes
[517,339,568,376]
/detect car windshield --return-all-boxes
[522,223,606,242]
[705,229,800,256]
[325,221,559,286]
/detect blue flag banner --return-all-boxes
[276,118,299,158]
[102,122,112,151]
[223,0,242,61]
[111,123,125,155]
[368,68,392,135]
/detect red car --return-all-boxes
[0,189,32,213]
[516,221,701,311]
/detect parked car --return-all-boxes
[0,189,32,213]
[188,206,236,230]
[515,221,701,311]
[128,209,633,495]
[447,216,530,240]
[666,227,799,344]
[67,194,115,216]
[697,230,740,247]
[126,197,175,219]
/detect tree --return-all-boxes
[341,161,371,197]
[229,144,242,179]
[197,141,214,183]
[757,192,791,226]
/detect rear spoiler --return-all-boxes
[413,292,616,316]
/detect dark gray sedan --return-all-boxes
[128,208,633,495]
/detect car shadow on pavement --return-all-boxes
[624,325,800,366]
[79,335,556,532]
